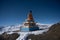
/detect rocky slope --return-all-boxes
[27,23,60,40]
[0,32,19,40]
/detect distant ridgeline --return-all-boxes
[20,10,39,31]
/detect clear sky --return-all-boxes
[0,0,60,26]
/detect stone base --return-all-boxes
[20,27,39,32]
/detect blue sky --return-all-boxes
[0,0,60,26]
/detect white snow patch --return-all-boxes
[16,29,48,40]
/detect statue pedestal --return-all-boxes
[20,26,39,32]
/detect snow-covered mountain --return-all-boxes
[0,24,22,34]
[0,23,52,40]
[36,23,52,29]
